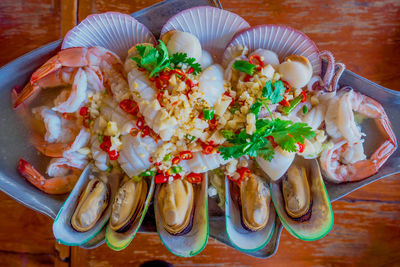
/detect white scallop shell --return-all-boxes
[161,6,250,61]
[62,12,156,60]
[223,25,321,76]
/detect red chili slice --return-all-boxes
[202,145,214,155]
[185,79,197,89]
[129,128,139,137]
[173,174,182,180]
[279,97,291,107]
[187,173,202,184]
[282,80,291,93]
[208,117,218,130]
[186,67,194,74]
[79,106,89,116]
[141,126,150,137]
[108,150,119,160]
[236,167,252,184]
[172,156,181,165]
[136,117,145,129]
[155,173,168,184]
[301,90,307,103]
[62,113,76,121]
[173,69,186,78]
[157,91,165,107]
[100,136,111,152]
[82,117,91,128]
[266,135,278,148]
[119,99,138,114]
[249,54,264,71]
[179,151,193,160]
[296,142,305,153]
[243,74,252,82]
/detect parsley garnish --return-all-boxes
[131,41,202,77]
[218,80,315,161]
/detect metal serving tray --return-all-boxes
[0,0,399,259]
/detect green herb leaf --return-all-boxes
[170,52,202,75]
[163,154,172,161]
[250,101,263,117]
[229,102,241,114]
[233,60,256,75]
[218,118,315,161]
[262,80,286,104]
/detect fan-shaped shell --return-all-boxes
[62,12,156,59]
[161,6,249,60]
[223,25,321,76]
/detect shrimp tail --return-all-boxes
[18,158,79,194]
[13,83,40,108]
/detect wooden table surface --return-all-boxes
[1,0,400,266]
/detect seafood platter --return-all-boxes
[0,0,399,259]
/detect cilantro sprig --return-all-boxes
[170,53,202,75]
[218,80,315,161]
[131,41,202,78]
[219,119,315,161]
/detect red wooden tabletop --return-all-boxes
[0,0,399,266]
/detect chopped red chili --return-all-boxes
[108,150,119,160]
[279,97,291,107]
[173,69,186,78]
[186,67,194,74]
[300,90,307,103]
[100,136,111,152]
[248,55,264,71]
[157,91,165,107]
[172,156,181,165]
[82,117,91,128]
[155,173,168,184]
[120,99,138,114]
[79,106,89,116]
[296,142,305,153]
[129,128,139,137]
[237,167,252,184]
[243,74,253,82]
[179,151,193,160]
[187,173,202,184]
[282,80,291,93]
[136,117,145,129]
[62,113,76,121]
[141,126,150,137]
[208,117,218,130]
[185,79,196,89]
[266,135,278,148]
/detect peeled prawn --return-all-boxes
[320,91,397,182]
[14,46,127,108]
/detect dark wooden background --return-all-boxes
[0,0,399,266]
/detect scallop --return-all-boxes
[278,55,313,88]
[162,30,202,61]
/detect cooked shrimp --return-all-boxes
[14,46,127,108]
[18,158,81,194]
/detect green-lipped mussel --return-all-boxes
[155,174,209,257]
[71,178,110,232]
[105,176,154,251]
[225,168,276,252]
[270,157,334,241]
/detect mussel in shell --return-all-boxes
[240,174,270,231]
[270,158,333,241]
[109,178,148,233]
[282,164,312,222]
[157,179,194,235]
[71,178,110,232]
